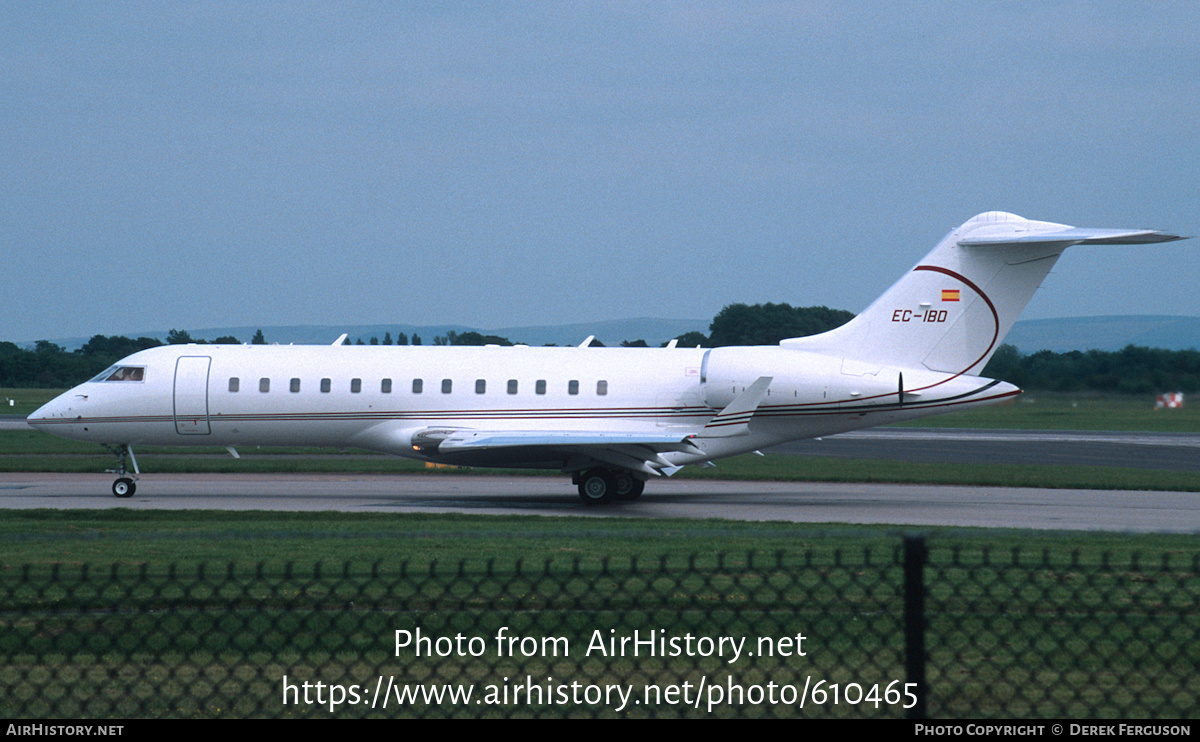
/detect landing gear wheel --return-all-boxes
[113,477,136,498]
[613,472,645,501]
[105,444,139,498]
[577,470,616,505]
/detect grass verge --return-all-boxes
[1,516,1196,719]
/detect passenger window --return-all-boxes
[381,378,392,393]
[290,378,301,393]
[259,378,270,393]
[228,378,239,392]
[475,379,486,394]
[320,378,331,393]
[351,378,362,393]
[442,379,452,394]
[568,380,579,395]
[507,379,518,394]
[597,380,608,396]
[536,380,546,395]
[413,379,423,394]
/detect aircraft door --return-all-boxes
[174,356,212,435]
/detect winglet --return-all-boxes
[332,333,348,346]
[698,376,772,437]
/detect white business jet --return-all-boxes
[28,212,1183,503]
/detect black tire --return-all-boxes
[577,470,615,505]
[613,471,645,501]
[113,478,136,498]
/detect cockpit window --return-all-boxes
[91,366,146,382]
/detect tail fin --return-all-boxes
[783,212,1184,375]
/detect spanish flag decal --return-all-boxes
[941,289,960,302]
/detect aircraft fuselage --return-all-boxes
[29,342,1016,470]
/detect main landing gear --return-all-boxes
[574,468,645,505]
[105,444,139,498]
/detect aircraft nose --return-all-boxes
[27,401,51,423]
[27,402,54,425]
[27,392,78,425]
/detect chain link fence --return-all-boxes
[2,538,1197,718]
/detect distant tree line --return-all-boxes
[344,331,521,346]
[347,332,423,346]
[0,330,264,388]
[6,308,1199,394]
[982,344,1200,395]
[704,303,855,346]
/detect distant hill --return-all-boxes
[1004,316,1200,353]
[22,315,1200,353]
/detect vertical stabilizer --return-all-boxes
[782,212,1183,375]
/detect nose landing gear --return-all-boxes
[104,444,139,498]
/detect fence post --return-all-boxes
[903,535,928,719]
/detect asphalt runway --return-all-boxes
[6,417,1200,470]
[4,421,1198,531]
[770,428,1200,471]
[2,471,1197,533]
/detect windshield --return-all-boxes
[90,365,146,382]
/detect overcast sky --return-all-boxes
[3,2,1197,342]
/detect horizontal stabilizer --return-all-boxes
[959,227,1184,248]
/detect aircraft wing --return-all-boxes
[369,381,778,477]
[422,429,703,477]
[435,430,698,451]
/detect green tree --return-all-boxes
[450,331,513,346]
[79,335,160,358]
[708,303,854,346]
[669,331,710,348]
[981,344,1024,386]
[166,329,194,345]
